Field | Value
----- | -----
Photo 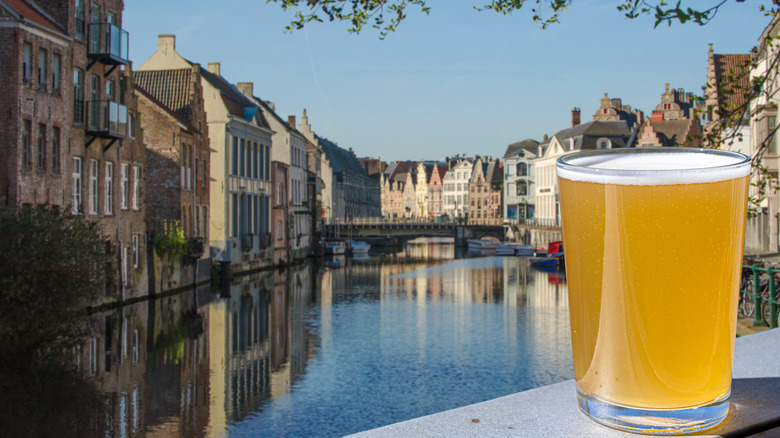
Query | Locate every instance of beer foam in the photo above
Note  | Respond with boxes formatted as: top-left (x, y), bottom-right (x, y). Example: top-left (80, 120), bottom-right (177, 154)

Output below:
top-left (557, 150), bottom-right (750, 185)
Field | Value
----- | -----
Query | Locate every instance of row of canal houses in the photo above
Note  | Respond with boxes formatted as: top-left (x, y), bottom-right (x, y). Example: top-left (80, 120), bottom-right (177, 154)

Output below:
top-left (0, 0), bottom-right (381, 304)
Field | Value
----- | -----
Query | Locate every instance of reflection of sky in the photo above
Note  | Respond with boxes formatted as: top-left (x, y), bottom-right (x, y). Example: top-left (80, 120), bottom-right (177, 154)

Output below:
top-left (391, 256), bottom-right (505, 278)
top-left (229, 255), bottom-right (573, 437)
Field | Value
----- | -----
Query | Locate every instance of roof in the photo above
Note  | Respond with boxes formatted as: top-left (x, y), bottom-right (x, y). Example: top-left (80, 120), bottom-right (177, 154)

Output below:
top-left (551, 120), bottom-right (633, 150)
top-left (317, 136), bottom-right (366, 176)
top-left (189, 61), bottom-right (271, 129)
top-left (713, 53), bottom-right (751, 113)
top-left (504, 139), bottom-right (540, 158)
top-left (387, 161), bottom-right (417, 181)
top-left (2, 0), bottom-right (65, 35)
top-left (134, 69), bottom-right (198, 131)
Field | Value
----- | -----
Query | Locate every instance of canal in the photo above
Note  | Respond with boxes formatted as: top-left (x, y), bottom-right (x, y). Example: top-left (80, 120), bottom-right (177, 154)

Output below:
top-left (3, 238), bottom-right (574, 437)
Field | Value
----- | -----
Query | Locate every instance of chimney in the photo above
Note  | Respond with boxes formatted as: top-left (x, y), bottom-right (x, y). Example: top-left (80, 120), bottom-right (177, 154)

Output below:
top-left (236, 82), bottom-right (253, 97)
top-left (158, 34), bottom-right (175, 54)
top-left (543, 134), bottom-right (549, 141)
top-left (571, 107), bottom-right (581, 127)
top-left (265, 101), bottom-right (275, 111)
top-left (207, 62), bottom-right (220, 76)
top-left (288, 115), bottom-right (296, 129)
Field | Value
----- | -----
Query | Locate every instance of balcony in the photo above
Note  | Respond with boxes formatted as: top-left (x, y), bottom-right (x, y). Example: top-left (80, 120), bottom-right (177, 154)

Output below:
top-left (87, 23), bottom-right (129, 74)
top-left (85, 100), bottom-right (127, 148)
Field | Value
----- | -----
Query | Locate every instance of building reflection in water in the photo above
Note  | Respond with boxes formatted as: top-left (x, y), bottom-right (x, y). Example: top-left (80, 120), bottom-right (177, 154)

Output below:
top-left (58, 242), bottom-right (571, 437)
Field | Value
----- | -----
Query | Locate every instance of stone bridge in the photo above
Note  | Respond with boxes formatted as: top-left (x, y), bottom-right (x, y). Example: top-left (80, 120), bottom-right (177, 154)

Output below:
top-left (323, 219), bottom-right (507, 247)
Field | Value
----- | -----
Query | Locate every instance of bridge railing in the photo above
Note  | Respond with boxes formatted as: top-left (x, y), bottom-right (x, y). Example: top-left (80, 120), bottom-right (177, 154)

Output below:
top-left (324, 217), bottom-right (457, 226)
top-left (466, 218), bottom-right (503, 226)
top-left (505, 217), bottom-right (562, 229)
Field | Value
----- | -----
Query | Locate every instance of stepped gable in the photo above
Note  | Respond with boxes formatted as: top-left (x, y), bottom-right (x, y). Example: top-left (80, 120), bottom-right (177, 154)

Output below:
top-left (712, 53), bottom-right (751, 111)
top-left (135, 69), bottom-right (197, 130)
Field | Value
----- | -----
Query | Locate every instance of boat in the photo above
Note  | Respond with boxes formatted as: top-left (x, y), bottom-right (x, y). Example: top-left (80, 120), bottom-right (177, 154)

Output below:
top-left (529, 252), bottom-right (564, 268)
top-left (467, 239), bottom-right (500, 251)
top-left (324, 239), bottom-right (346, 255)
top-left (496, 243), bottom-right (536, 257)
top-left (346, 240), bottom-right (371, 256)
top-left (529, 241), bottom-right (565, 268)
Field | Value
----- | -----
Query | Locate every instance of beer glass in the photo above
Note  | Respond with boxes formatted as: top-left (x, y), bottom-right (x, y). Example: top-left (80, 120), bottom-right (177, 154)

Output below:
top-left (556, 147), bottom-right (750, 434)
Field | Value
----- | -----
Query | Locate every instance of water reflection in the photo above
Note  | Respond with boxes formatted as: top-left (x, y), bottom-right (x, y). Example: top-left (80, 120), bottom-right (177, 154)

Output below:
top-left (9, 241), bottom-right (573, 437)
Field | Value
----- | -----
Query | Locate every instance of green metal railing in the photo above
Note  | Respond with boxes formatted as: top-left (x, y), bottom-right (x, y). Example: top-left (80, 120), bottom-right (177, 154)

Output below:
top-left (741, 265), bottom-right (780, 329)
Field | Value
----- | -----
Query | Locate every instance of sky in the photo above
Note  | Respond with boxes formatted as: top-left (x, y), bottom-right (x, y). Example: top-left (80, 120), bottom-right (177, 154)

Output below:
top-left (124, 1), bottom-right (772, 162)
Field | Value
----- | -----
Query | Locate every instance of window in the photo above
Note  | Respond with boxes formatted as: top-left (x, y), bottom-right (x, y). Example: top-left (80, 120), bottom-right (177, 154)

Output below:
top-left (105, 162), bottom-right (113, 215)
top-left (128, 113), bottom-right (135, 138)
top-left (253, 142), bottom-right (259, 179)
top-left (264, 146), bottom-right (270, 180)
top-left (121, 163), bottom-right (129, 209)
top-left (759, 115), bottom-right (778, 154)
top-left (51, 127), bottom-right (60, 173)
top-left (37, 124), bottom-right (46, 170)
top-left (73, 69), bottom-right (84, 124)
top-left (74, 0), bottom-right (85, 41)
top-left (37, 49), bottom-right (47, 90)
top-left (201, 160), bottom-right (206, 188)
top-left (22, 120), bottom-right (31, 169)
top-left (239, 138), bottom-right (245, 177)
top-left (277, 221), bottom-right (282, 240)
top-left (517, 162), bottom-right (527, 176)
top-left (22, 43), bottom-right (32, 85)
top-left (106, 80), bottom-right (115, 101)
top-left (89, 160), bottom-right (98, 215)
top-left (231, 136), bottom-right (238, 176)
top-left (132, 165), bottom-right (141, 210)
top-left (188, 145), bottom-right (193, 188)
top-left (181, 145), bottom-right (187, 188)
top-left (72, 157), bottom-right (82, 213)
top-left (517, 181), bottom-right (528, 196)
top-left (52, 53), bottom-right (61, 93)
top-left (277, 183), bottom-right (283, 205)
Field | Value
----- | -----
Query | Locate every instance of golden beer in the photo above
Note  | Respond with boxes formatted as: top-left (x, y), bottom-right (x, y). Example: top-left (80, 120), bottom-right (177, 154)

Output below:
top-left (557, 148), bottom-right (750, 434)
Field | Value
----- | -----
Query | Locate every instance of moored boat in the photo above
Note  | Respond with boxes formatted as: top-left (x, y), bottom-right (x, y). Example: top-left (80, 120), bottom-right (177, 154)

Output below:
top-left (496, 243), bottom-right (536, 256)
top-left (467, 239), bottom-right (500, 251)
top-left (324, 239), bottom-right (346, 255)
top-left (347, 239), bottom-right (371, 255)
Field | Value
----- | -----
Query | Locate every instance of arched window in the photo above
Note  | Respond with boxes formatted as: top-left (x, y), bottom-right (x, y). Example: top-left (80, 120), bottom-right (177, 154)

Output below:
top-left (517, 162), bottom-right (527, 176)
top-left (517, 181), bottom-right (527, 196)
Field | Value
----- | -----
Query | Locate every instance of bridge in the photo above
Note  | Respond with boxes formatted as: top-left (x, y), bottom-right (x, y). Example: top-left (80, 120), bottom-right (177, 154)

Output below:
top-left (322, 217), bottom-right (561, 247)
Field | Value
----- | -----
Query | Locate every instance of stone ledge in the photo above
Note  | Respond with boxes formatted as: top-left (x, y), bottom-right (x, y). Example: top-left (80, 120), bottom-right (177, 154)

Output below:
top-left (350, 329), bottom-right (780, 437)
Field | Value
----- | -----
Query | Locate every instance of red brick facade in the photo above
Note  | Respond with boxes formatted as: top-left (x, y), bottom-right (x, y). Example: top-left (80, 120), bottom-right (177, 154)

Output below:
top-left (2, 0), bottom-right (148, 300)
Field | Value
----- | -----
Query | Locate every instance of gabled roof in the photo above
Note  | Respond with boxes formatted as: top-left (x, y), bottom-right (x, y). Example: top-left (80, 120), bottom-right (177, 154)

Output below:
top-left (318, 136), bottom-right (366, 175)
top-left (2, 0), bottom-right (66, 35)
top-left (387, 161), bottom-right (417, 181)
top-left (504, 139), bottom-right (540, 158)
top-left (191, 61), bottom-right (271, 129)
top-left (551, 120), bottom-right (633, 150)
top-left (135, 69), bottom-right (198, 131)
top-left (712, 53), bottom-right (751, 112)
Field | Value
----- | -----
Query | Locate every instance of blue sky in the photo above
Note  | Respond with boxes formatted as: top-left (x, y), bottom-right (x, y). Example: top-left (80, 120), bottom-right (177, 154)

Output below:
top-left (124, 1), bottom-right (771, 162)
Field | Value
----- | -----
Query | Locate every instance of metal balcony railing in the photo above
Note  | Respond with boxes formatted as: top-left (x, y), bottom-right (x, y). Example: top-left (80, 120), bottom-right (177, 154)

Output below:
top-left (86, 100), bottom-right (127, 139)
top-left (87, 23), bottom-right (129, 66)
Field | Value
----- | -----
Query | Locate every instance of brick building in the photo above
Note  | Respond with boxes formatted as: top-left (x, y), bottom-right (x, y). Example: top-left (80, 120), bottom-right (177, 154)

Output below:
top-left (1, 0), bottom-right (148, 300)
top-left (468, 157), bottom-right (502, 225)
top-left (134, 64), bottom-right (210, 248)
top-left (138, 35), bottom-right (274, 273)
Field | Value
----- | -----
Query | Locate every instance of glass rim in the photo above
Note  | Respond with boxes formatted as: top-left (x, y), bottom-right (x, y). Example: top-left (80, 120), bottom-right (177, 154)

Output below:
top-left (556, 147), bottom-right (750, 174)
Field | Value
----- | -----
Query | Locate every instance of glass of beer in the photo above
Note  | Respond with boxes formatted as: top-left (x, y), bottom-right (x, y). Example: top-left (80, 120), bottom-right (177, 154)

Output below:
top-left (556, 147), bottom-right (750, 434)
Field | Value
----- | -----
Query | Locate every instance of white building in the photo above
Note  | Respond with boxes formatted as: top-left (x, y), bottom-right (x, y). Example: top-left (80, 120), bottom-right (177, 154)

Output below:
top-left (237, 84), bottom-right (312, 260)
top-left (503, 139), bottom-right (539, 221)
top-left (442, 158), bottom-right (473, 219)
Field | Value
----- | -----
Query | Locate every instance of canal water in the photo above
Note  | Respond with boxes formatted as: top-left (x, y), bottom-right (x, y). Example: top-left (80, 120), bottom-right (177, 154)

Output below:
top-left (3, 238), bottom-right (573, 437)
